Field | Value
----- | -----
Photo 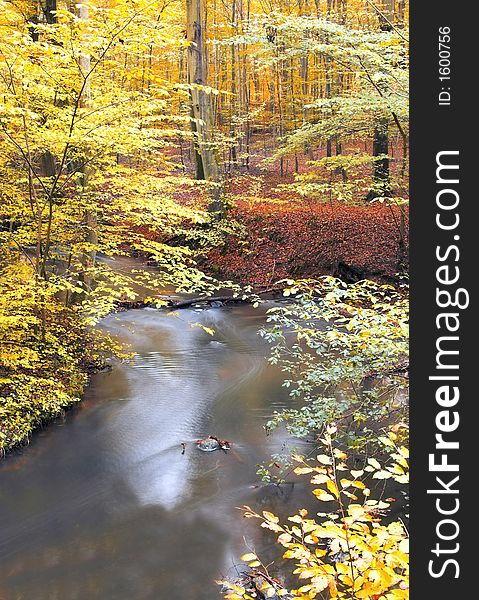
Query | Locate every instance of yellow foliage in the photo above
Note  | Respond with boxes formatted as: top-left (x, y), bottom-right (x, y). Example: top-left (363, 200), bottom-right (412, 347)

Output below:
top-left (220, 427), bottom-right (409, 599)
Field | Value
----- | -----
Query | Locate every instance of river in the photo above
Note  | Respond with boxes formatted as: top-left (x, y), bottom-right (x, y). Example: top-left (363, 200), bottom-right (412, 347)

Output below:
top-left (0, 302), bottom-right (314, 600)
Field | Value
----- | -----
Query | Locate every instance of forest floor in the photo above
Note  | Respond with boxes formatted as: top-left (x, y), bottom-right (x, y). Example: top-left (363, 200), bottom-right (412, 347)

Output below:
top-left (186, 172), bottom-right (409, 287)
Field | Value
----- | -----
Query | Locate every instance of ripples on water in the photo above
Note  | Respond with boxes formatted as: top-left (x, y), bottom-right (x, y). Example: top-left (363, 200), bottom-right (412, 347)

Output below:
top-left (0, 304), bottom-right (312, 600)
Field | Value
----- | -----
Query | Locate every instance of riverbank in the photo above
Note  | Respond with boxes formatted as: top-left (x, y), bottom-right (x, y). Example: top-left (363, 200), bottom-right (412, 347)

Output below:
top-left (202, 176), bottom-right (408, 287)
top-left (0, 281), bottom-right (123, 456)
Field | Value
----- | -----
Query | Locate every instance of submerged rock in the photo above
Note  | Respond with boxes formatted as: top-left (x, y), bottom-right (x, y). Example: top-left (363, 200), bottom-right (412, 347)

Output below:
top-left (196, 436), bottom-right (230, 452)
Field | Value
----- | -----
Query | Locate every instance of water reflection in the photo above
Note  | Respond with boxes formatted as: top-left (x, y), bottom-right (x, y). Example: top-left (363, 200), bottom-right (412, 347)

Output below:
top-left (0, 304), bottom-right (311, 600)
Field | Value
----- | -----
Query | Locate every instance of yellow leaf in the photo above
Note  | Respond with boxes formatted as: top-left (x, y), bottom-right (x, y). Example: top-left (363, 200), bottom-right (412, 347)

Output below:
top-left (313, 489), bottom-right (335, 502)
top-left (352, 480), bottom-right (366, 489)
top-left (311, 474), bottom-right (330, 484)
top-left (348, 504), bottom-right (366, 519)
top-left (295, 467), bottom-right (313, 475)
top-left (350, 469), bottom-right (364, 478)
top-left (326, 479), bottom-right (339, 498)
top-left (278, 533), bottom-right (292, 545)
top-left (248, 560), bottom-right (261, 568)
top-left (240, 553), bottom-right (257, 562)
top-left (263, 511), bottom-right (279, 523)
top-left (373, 470), bottom-right (393, 480)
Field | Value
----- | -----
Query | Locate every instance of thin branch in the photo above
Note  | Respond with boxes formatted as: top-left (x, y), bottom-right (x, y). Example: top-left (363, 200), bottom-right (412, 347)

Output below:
top-left (0, 123), bottom-right (50, 197)
top-left (363, 0), bottom-right (408, 42)
top-left (4, 232), bottom-right (36, 270)
top-left (356, 55), bottom-right (408, 142)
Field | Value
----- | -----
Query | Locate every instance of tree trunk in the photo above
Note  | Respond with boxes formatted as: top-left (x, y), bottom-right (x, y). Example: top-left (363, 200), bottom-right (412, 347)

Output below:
top-left (44, 0), bottom-right (57, 24)
top-left (76, 2), bottom-right (97, 294)
top-left (379, 0), bottom-right (395, 31)
top-left (367, 0), bottom-right (395, 200)
top-left (186, 0), bottom-right (224, 215)
top-left (368, 117), bottom-right (391, 199)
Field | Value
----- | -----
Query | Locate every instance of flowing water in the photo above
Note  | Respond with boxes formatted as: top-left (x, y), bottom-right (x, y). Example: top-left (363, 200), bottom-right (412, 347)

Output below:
top-left (0, 303), bottom-right (315, 600)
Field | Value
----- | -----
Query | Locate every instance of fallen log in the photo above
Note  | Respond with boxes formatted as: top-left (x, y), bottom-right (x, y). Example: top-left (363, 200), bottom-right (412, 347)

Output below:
top-left (168, 287), bottom-right (282, 309)
top-left (114, 286), bottom-right (289, 312)
top-left (170, 294), bottom-right (245, 309)
top-left (114, 288), bottom-right (281, 310)
top-left (115, 299), bottom-right (152, 310)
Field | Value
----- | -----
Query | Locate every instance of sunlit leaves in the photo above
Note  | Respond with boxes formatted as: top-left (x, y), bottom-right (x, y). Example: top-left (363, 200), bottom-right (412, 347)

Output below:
top-left (0, 0), bottom-right (232, 454)
top-left (220, 430), bottom-right (409, 599)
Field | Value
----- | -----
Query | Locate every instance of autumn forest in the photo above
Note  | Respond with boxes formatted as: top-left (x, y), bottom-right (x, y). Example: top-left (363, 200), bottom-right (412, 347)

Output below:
top-left (0, 1), bottom-right (409, 598)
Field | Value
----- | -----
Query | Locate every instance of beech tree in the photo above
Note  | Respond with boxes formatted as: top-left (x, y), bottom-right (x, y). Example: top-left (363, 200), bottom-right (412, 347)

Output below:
top-left (186, 0), bottom-right (224, 214)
